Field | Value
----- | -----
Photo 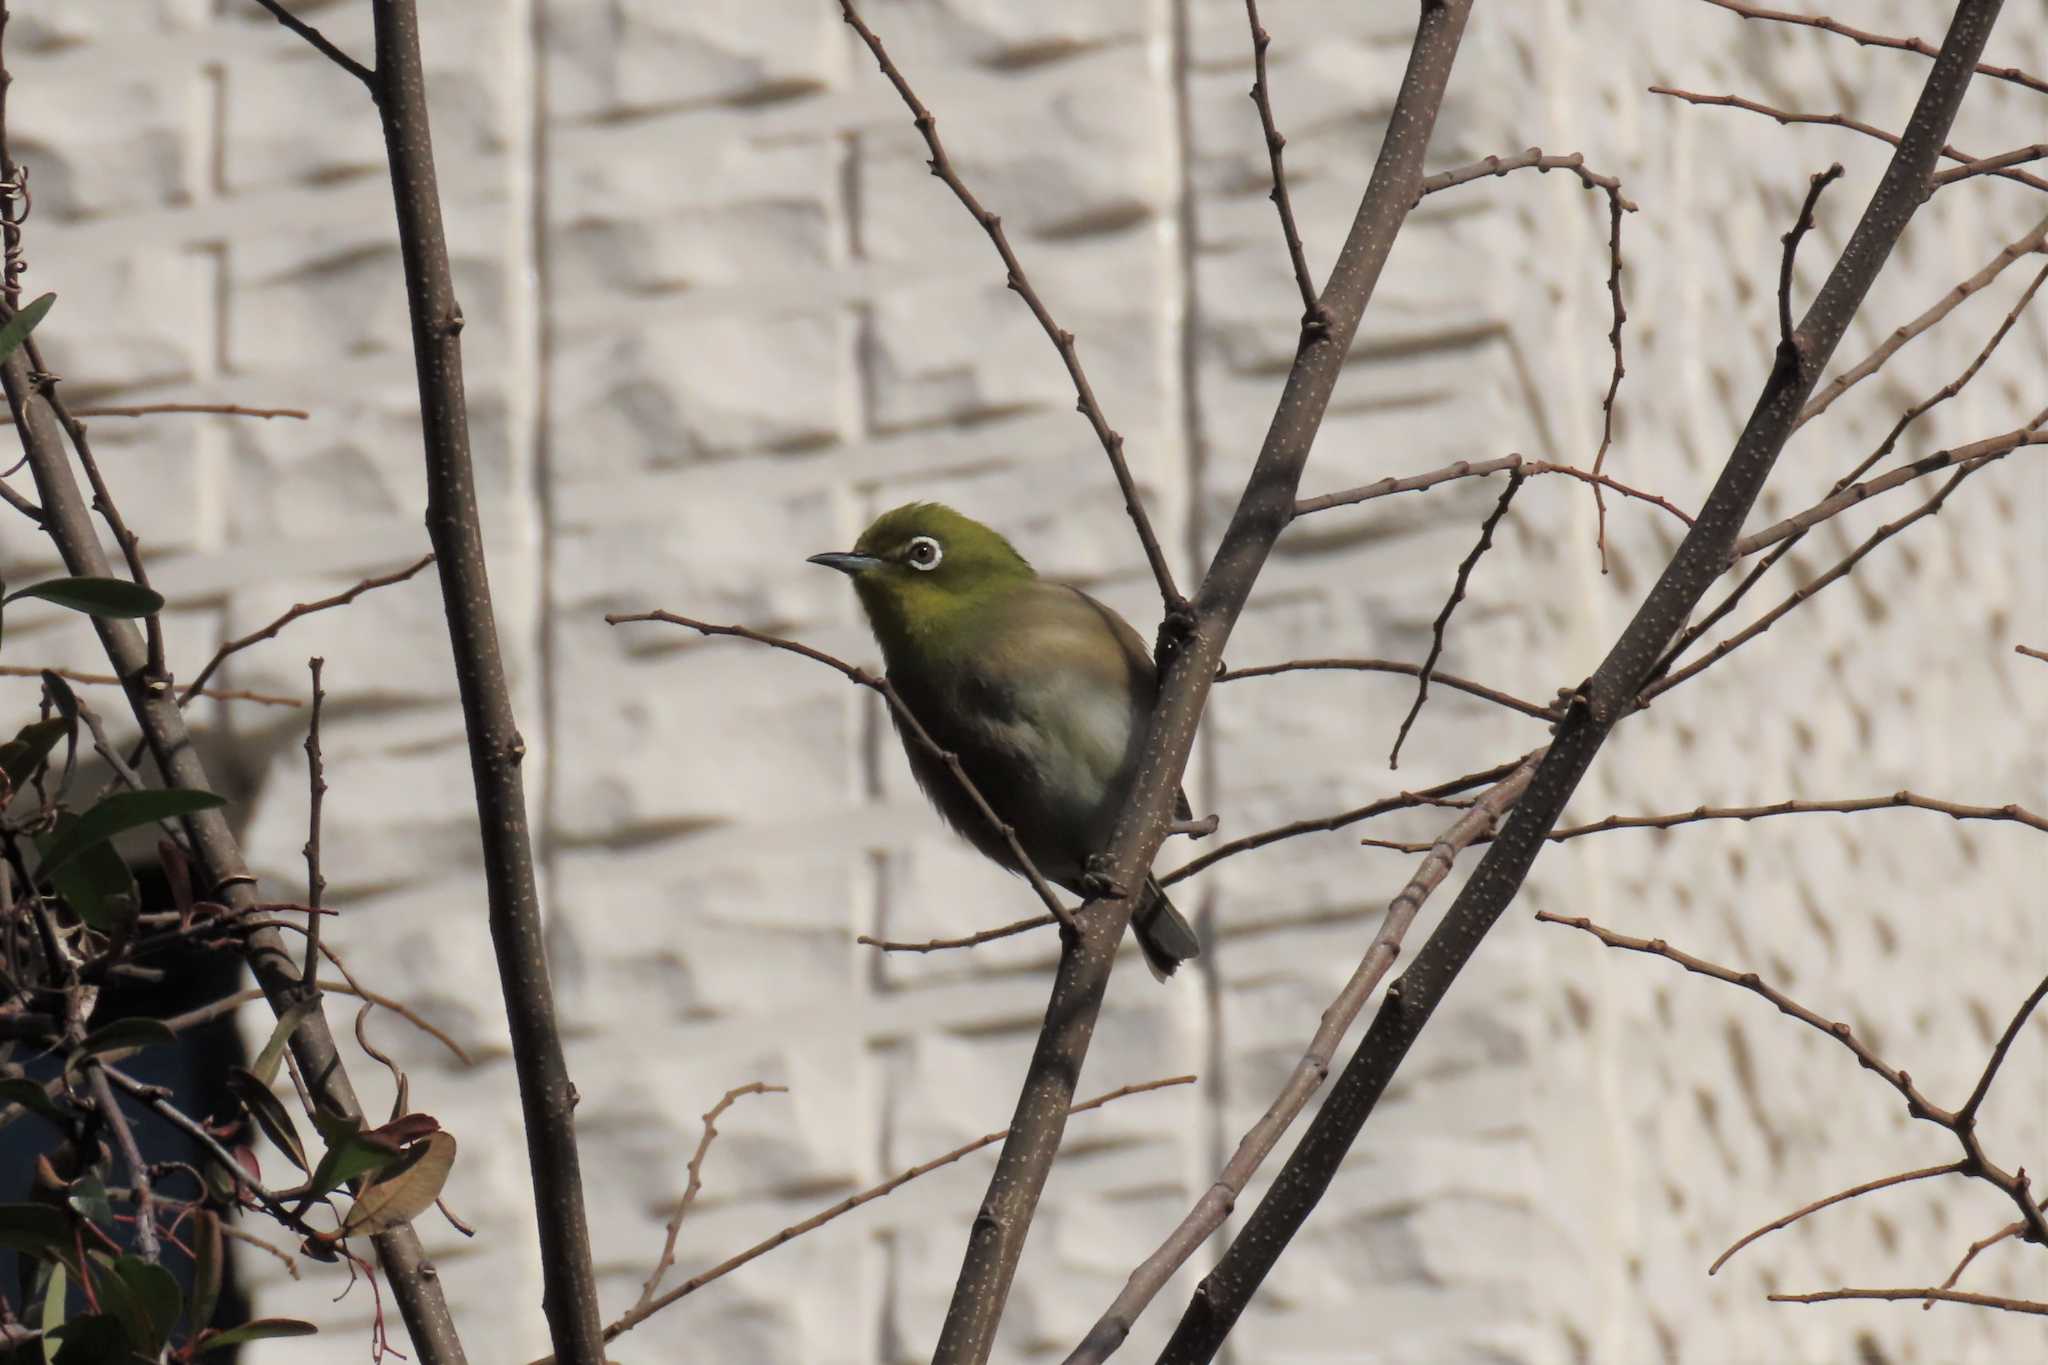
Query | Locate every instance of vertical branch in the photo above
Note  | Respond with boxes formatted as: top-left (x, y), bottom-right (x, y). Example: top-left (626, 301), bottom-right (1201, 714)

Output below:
top-left (0, 13), bottom-right (467, 1362)
top-left (301, 656), bottom-right (327, 986)
top-left (1155, 3), bottom-right (2008, 1358)
top-left (367, 3), bottom-right (603, 1359)
top-left (930, 5), bottom-right (1479, 1361)
top-left (1244, 0), bottom-right (1323, 329)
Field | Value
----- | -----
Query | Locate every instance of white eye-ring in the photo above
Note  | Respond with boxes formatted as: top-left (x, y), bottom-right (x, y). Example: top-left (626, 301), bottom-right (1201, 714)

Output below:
top-left (905, 535), bottom-right (943, 571)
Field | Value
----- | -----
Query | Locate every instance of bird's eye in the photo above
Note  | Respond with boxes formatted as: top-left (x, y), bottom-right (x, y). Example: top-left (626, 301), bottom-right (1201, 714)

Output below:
top-left (905, 535), bottom-right (943, 571)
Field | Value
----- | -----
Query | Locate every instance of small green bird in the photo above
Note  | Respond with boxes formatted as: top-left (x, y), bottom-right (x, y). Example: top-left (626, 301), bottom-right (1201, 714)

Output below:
top-left (810, 503), bottom-right (1202, 978)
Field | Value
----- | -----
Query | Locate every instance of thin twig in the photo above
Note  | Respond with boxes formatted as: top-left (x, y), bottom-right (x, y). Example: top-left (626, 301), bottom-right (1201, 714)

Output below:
top-left (0, 664), bottom-right (299, 706)
top-left (248, 0), bottom-right (376, 91)
top-left (1768, 1287), bottom-right (2048, 1315)
top-left (177, 553), bottom-right (435, 706)
top-left (1935, 143), bottom-right (2048, 187)
top-left (838, 0), bottom-right (1184, 614)
top-left (1388, 471), bottom-right (1523, 768)
top-left (1417, 147), bottom-right (1637, 208)
top-left (1779, 164), bottom-right (1845, 354)
top-left (1359, 791), bottom-right (2048, 852)
top-left (86, 1064), bottom-right (160, 1263)
top-left (1709, 1162), bottom-right (1965, 1275)
top-left (1065, 758), bottom-right (1539, 1362)
top-left (1650, 86), bottom-right (2048, 194)
top-left (1931, 1204), bottom-right (2048, 1302)
top-left (633, 1082), bottom-right (787, 1312)
top-left (1699, 0), bottom-right (2048, 99)
top-left (1292, 453), bottom-right (1691, 528)
top-left (159, 975), bottom-right (472, 1067)
top-left (301, 657), bottom-right (326, 987)
top-left (1536, 912), bottom-right (2048, 1250)
top-left (608, 611), bottom-right (1079, 935)
top-left (539, 1075), bottom-right (1196, 1361)
top-left (1159, 754), bottom-right (1535, 888)
top-left (1218, 657), bottom-right (1558, 722)
top-left (1800, 213), bottom-right (2048, 429)
top-left (0, 401), bottom-right (309, 425)
top-left (858, 913), bottom-right (1056, 954)
top-left (1734, 427), bottom-right (2046, 558)
top-left (2016, 644), bottom-right (2048, 663)
top-left (1244, 0), bottom-right (1321, 329)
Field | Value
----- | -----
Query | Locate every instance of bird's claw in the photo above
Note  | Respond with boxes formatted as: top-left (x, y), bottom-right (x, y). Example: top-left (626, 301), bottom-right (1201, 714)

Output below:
top-left (1080, 857), bottom-right (1129, 901)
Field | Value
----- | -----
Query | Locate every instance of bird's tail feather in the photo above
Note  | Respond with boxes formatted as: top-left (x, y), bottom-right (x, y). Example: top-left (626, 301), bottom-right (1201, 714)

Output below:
top-left (1134, 877), bottom-right (1201, 981)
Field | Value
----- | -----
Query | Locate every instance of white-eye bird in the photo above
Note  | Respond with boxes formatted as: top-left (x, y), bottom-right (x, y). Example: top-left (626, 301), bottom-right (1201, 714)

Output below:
top-left (809, 503), bottom-right (1202, 978)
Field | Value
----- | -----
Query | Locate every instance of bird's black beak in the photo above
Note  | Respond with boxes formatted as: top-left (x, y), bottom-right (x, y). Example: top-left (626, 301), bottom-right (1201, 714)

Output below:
top-left (807, 551), bottom-right (882, 576)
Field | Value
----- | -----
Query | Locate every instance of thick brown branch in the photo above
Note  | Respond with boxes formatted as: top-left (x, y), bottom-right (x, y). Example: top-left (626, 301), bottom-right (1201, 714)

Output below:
top-left (1159, 9), bottom-right (2012, 1356)
top-left (1064, 758), bottom-right (1539, 1362)
top-left (371, 2), bottom-right (581, 1357)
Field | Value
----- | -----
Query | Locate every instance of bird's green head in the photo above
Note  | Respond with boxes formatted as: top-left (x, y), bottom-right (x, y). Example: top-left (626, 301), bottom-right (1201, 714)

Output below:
top-left (808, 503), bottom-right (1035, 655)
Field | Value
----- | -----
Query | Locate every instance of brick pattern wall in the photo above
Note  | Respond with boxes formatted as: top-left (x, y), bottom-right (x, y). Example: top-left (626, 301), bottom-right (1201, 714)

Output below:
top-left (2, 2), bottom-right (2042, 1361)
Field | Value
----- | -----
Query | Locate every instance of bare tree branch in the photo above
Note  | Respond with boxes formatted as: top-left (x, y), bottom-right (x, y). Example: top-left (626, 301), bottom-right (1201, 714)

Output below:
top-left (367, 2), bottom-right (593, 1357)
top-left (1710, 1162), bottom-right (1967, 1276)
top-left (1388, 471), bottom-right (1523, 768)
top-left (1064, 757), bottom-right (1539, 1362)
top-left (633, 1082), bottom-right (787, 1314)
top-left (1218, 657), bottom-right (1558, 723)
top-left (0, 401), bottom-right (309, 424)
top-left (926, 3), bottom-right (1480, 1358)
top-left (177, 553), bottom-right (435, 706)
top-left (1156, 9), bottom-right (2012, 1356)
top-left (1768, 1287), bottom-right (2048, 1315)
top-left (1244, 0), bottom-right (1321, 329)
top-left (0, 663), bottom-right (300, 706)
top-left (1649, 85), bottom-right (2048, 194)
top-left (247, 0), bottom-right (376, 91)
top-left (534, 1076), bottom-right (1196, 1362)
top-left (1536, 911), bottom-right (2048, 1249)
top-left (1700, 0), bottom-right (2048, 98)
top-left (1800, 213), bottom-right (2047, 428)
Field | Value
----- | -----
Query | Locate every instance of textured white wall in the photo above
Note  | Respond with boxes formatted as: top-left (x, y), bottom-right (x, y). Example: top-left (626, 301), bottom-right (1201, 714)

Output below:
top-left (2, 2), bottom-right (2043, 1362)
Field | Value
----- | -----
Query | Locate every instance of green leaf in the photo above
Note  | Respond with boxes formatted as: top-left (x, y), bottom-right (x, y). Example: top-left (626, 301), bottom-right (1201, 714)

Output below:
top-left (35, 788), bottom-right (227, 885)
top-left (189, 1210), bottom-right (222, 1333)
top-left (74, 1017), bottom-right (176, 1062)
top-left (342, 1131), bottom-right (456, 1237)
top-left (2, 576), bottom-right (163, 619)
top-left (39, 1260), bottom-right (66, 1365)
top-left (108, 1256), bottom-right (180, 1355)
top-left (307, 1129), bottom-right (404, 1204)
top-left (40, 815), bottom-right (138, 933)
top-left (225, 1068), bottom-right (309, 1175)
top-left (64, 1174), bottom-right (113, 1230)
top-left (249, 997), bottom-right (321, 1089)
top-left (0, 1201), bottom-right (72, 1257)
top-left (195, 1318), bottom-right (319, 1352)
top-left (0, 1077), bottom-right (68, 1128)
top-left (0, 291), bottom-right (54, 362)
top-left (0, 716), bottom-right (69, 802)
